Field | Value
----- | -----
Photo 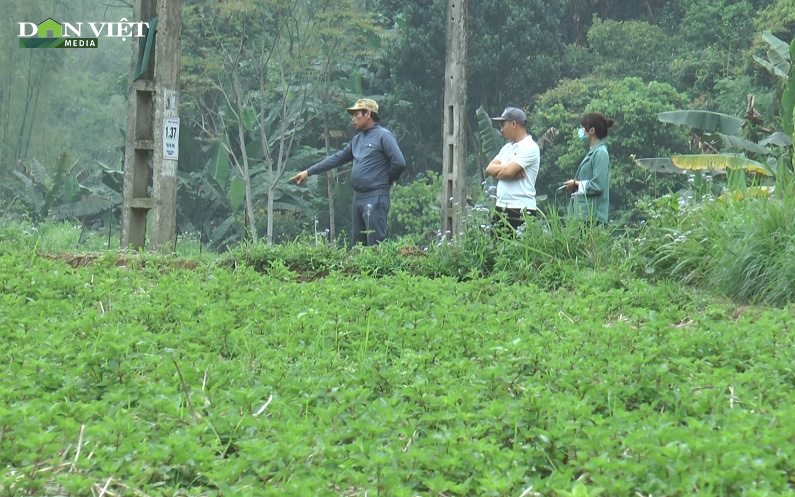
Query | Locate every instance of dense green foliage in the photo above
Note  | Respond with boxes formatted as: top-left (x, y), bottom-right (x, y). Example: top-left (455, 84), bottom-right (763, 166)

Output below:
top-left (387, 172), bottom-right (442, 240)
top-left (2, 0), bottom-right (793, 242)
top-left (3, 3), bottom-right (795, 495)
top-left (3, 225), bottom-right (795, 496)
top-left (0, 1), bottom-right (129, 204)
top-left (529, 77), bottom-right (691, 218)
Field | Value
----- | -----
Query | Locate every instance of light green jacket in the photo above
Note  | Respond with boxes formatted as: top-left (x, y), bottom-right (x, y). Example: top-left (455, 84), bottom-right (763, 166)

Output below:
top-left (567, 141), bottom-right (610, 224)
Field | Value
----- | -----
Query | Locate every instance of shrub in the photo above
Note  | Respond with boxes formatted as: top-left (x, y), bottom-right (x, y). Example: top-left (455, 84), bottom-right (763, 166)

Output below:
top-left (387, 171), bottom-right (442, 241)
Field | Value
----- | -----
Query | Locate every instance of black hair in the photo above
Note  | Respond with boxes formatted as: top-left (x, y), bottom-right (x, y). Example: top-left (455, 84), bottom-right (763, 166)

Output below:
top-left (355, 109), bottom-right (380, 122)
top-left (580, 113), bottom-right (615, 139)
top-left (499, 119), bottom-right (526, 128)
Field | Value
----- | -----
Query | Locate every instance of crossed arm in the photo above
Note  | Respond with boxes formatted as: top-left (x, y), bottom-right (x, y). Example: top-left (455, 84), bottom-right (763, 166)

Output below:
top-left (485, 159), bottom-right (526, 180)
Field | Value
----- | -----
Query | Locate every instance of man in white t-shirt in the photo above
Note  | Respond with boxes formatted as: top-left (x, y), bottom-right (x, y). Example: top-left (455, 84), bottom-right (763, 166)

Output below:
top-left (484, 106), bottom-right (541, 234)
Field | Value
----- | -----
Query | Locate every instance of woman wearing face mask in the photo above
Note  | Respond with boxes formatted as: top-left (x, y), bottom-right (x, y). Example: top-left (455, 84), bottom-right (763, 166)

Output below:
top-left (563, 113), bottom-right (615, 224)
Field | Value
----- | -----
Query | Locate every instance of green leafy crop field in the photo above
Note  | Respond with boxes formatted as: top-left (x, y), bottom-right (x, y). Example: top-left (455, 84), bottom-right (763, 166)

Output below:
top-left (2, 246), bottom-right (795, 497)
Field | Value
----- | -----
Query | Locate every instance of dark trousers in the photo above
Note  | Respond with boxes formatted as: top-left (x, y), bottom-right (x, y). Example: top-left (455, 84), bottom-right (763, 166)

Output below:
top-left (352, 193), bottom-right (390, 246)
top-left (492, 206), bottom-right (536, 237)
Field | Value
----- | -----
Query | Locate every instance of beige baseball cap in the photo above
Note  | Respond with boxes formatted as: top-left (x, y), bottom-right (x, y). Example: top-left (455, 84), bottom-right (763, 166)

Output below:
top-left (347, 98), bottom-right (379, 114)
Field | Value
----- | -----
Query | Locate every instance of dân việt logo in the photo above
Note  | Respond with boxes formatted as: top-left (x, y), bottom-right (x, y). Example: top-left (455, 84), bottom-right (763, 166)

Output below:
top-left (18, 18), bottom-right (150, 49)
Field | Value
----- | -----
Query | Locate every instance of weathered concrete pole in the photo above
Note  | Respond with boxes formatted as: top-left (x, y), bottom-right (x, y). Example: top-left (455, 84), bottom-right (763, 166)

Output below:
top-left (122, 0), bottom-right (181, 251)
top-left (441, 0), bottom-right (467, 238)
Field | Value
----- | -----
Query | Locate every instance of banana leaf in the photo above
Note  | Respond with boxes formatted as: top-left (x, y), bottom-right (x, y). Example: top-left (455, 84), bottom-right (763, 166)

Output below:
top-left (207, 141), bottom-right (230, 188)
top-left (634, 157), bottom-right (686, 174)
top-left (671, 154), bottom-right (773, 176)
top-left (228, 176), bottom-right (246, 212)
top-left (52, 196), bottom-right (114, 220)
top-left (763, 32), bottom-right (792, 65)
top-left (63, 175), bottom-right (79, 204)
top-left (177, 218), bottom-right (198, 236)
top-left (752, 33), bottom-right (791, 79)
top-left (658, 110), bottom-right (744, 134)
top-left (97, 161), bottom-right (124, 192)
top-left (74, 168), bottom-right (93, 184)
top-left (716, 133), bottom-right (771, 156)
top-left (272, 197), bottom-right (316, 216)
top-left (289, 147), bottom-right (326, 170)
top-left (200, 172), bottom-right (230, 206)
top-left (783, 44), bottom-right (795, 136)
top-left (537, 127), bottom-right (559, 151)
top-left (42, 153), bottom-right (69, 216)
top-left (30, 158), bottom-right (49, 185)
top-left (14, 170), bottom-right (44, 213)
top-left (758, 132), bottom-right (793, 147)
top-left (475, 105), bottom-right (503, 160)
top-left (242, 105), bottom-right (258, 133)
top-left (210, 214), bottom-right (237, 249)
top-left (246, 138), bottom-right (265, 162)
top-left (754, 55), bottom-right (788, 80)
top-left (85, 183), bottom-right (122, 205)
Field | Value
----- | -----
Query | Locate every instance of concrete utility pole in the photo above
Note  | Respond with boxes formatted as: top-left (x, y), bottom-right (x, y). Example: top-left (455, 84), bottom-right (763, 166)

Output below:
top-left (121, 0), bottom-right (182, 251)
top-left (441, 0), bottom-right (467, 238)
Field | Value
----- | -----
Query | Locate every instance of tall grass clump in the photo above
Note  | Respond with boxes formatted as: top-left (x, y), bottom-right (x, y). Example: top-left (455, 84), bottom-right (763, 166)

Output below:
top-left (480, 206), bottom-right (622, 285)
top-left (231, 204), bottom-right (624, 287)
top-left (708, 188), bottom-right (795, 304)
top-left (637, 180), bottom-right (795, 306)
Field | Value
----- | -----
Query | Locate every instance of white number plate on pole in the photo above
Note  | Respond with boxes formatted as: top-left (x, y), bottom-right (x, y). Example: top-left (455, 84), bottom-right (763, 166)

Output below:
top-left (163, 117), bottom-right (180, 160)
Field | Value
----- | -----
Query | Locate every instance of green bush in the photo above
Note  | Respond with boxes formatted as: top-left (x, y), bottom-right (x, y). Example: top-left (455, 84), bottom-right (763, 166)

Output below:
top-left (387, 171), bottom-right (442, 241)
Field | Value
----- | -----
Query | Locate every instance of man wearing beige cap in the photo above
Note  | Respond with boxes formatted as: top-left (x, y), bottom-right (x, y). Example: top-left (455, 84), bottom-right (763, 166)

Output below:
top-left (290, 98), bottom-right (406, 246)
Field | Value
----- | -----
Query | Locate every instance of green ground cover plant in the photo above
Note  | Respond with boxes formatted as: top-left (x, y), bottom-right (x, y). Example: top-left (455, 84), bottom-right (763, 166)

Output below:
top-left (2, 229), bottom-right (795, 497)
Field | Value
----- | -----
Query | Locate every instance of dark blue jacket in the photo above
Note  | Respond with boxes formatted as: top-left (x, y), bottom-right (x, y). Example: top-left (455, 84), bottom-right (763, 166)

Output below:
top-left (307, 124), bottom-right (406, 195)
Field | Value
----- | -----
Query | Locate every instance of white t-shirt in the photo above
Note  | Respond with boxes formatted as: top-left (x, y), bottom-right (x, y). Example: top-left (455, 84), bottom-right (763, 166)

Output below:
top-left (493, 135), bottom-right (540, 210)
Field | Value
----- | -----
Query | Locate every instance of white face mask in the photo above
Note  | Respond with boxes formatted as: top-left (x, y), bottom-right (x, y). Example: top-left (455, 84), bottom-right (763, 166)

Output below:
top-left (578, 127), bottom-right (588, 143)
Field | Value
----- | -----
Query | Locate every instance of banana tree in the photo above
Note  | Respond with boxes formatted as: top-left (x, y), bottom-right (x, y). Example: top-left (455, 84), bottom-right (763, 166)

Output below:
top-left (636, 101), bottom-right (787, 198)
top-left (755, 32), bottom-right (795, 175)
top-left (754, 32), bottom-right (795, 137)
top-left (638, 33), bottom-right (795, 190)
top-left (175, 140), bottom-right (247, 251)
top-left (183, 131), bottom-right (325, 250)
top-left (11, 153), bottom-right (71, 222)
top-left (52, 161), bottom-right (122, 222)
top-left (11, 152), bottom-right (123, 230)
top-left (250, 145), bottom-right (325, 216)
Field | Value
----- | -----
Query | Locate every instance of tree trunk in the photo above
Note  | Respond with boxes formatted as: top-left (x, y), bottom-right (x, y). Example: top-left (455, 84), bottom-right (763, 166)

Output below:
top-left (232, 68), bottom-right (258, 242)
top-left (267, 186), bottom-right (274, 243)
top-left (22, 62), bottom-right (44, 160)
top-left (255, 68), bottom-right (275, 245)
top-left (323, 112), bottom-right (336, 241)
top-left (14, 53), bottom-right (36, 160)
top-left (0, 52), bottom-right (13, 175)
